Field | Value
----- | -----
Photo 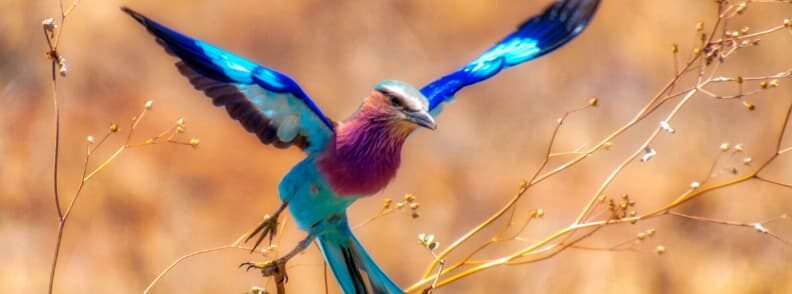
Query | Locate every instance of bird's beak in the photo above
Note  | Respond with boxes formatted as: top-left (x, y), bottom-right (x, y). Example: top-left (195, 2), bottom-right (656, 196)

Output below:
top-left (406, 110), bottom-right (437, 130)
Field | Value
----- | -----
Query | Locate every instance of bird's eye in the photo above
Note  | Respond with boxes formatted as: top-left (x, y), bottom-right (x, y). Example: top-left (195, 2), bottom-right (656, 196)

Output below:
top-left (388, 95), bottom-right (402, 107)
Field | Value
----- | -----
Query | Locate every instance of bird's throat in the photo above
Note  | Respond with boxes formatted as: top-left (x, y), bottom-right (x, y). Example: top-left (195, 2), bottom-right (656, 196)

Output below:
top-left (317, 112), bottom-right (411, 197)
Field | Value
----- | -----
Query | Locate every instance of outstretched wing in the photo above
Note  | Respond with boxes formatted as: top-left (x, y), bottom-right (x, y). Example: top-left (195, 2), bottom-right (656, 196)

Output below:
top-left (122, 7), bottom-right (334, 153)
top-left (421, 0), bottom-right (600, 113)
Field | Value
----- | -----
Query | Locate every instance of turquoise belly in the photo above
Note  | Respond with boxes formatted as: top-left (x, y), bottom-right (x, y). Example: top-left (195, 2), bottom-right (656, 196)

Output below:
top-left (279, 156), bottom-right (357, 230)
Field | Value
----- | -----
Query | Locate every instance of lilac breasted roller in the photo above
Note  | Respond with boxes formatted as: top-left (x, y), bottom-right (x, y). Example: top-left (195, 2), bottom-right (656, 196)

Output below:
top-left (122, 1), bottom-right (600, 293)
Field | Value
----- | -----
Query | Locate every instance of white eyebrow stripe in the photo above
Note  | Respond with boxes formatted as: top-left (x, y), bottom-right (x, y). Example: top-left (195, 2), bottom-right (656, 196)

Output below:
top-left (381, 85), bottom-right (408, 99)
top-left (381, 85), bottom-right (426, 111)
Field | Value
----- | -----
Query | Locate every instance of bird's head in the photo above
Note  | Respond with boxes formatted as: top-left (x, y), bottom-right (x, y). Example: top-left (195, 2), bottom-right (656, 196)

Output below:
top-left (361, 80), bottom-right (436, 132)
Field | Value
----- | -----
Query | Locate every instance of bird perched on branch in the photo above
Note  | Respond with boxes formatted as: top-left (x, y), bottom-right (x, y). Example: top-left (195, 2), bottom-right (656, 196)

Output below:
top-left (122, 0), bottom-right (599, 293)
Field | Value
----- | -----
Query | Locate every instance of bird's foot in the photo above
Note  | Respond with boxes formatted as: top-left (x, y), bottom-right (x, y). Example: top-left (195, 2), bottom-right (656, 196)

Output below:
top-left (240, 233), bottom-right (315, 284)
top-left (240, 259), bottom-right (288, 282)
top-left (245, 202), bottom-right (288, 252)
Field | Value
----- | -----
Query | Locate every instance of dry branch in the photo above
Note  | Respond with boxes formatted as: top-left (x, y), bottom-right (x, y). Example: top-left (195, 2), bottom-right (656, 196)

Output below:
top-left (42, 2), bottom-right (198, 292)
top-left (409, 1), bottom-right (792, 292)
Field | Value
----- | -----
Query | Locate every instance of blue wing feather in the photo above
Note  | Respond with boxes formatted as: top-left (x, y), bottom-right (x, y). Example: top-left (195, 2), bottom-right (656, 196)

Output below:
top-left (421, 0), bottom-right (601, 112)
top-left (123, 7), bottom-right (334, 152)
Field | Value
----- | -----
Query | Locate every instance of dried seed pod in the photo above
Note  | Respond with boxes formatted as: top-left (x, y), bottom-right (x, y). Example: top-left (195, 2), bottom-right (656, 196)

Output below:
top-left (742, 100), bottom-right (755, 111)
top-left (760, 81), bottom-right (769, 89)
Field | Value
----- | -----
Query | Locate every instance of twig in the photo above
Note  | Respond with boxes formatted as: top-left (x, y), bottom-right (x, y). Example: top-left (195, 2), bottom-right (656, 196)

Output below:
top-left (421, 103), bottom-right (595, 278)
top-left (668, 211), bottom-right (791, 246)
top-left (144, 214), bottom-right (290, 293)
top-left (44, 1), bottom-right (80, 292)
top-left (143, 234), bottom-right (253, 294)
top-left (354, 195), bottom-right (421, 230)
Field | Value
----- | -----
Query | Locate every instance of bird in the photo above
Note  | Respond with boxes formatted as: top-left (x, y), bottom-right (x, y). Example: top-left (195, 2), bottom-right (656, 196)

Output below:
top-left (122, 0), bottom-right (599, 293)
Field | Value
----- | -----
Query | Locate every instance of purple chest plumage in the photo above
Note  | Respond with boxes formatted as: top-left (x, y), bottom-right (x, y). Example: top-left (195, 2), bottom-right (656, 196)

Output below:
top-left (317, 113), bottom-right (410, 197)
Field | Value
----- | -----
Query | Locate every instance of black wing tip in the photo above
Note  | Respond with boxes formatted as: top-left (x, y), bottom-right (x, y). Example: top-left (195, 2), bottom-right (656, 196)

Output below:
top-left (518, 0), bottom-right (601, 30)
top-left (121, 6), bottom-right (148, 25)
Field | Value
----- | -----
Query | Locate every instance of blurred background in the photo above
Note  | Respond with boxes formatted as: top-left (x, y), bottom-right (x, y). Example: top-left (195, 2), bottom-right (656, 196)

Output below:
top-left (1, 0), bottom-right (791, 293)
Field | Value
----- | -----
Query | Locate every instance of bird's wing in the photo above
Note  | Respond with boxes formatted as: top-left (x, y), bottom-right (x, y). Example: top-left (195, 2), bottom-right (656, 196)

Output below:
top-left (122, 7), bottom-right (334, 153)
top-left (420, 0), bottom-right (600, 113)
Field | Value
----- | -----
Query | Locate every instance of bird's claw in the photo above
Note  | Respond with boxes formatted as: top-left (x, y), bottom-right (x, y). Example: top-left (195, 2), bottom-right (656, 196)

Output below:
top-left (245, 214), bottom-right (279, 252)
top-left (239, 259), bottom-right (288, 282)
top-left (245, 202), bottom-right (288, 253)
top-left (239, 261), bottom-right (266, 272)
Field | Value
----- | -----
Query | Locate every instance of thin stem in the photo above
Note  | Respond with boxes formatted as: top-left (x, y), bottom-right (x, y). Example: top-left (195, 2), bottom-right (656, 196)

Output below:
top-left (46, 0), bottom-right (75, 290)
top-left (353, 206), bottom-right (391, 230)
top-left (143, 234), bottom-right (250, 294)
top-left (755, 176), bottom-right (792, 189)
top-left (47, 221), bottom-right (64, 294)
top-left (421, 109), bottom-right (571, 278)
top-left (323, 259), bottom-right (329, 294)
top-left (82, 146), bottom-right (125, 182)
top-left (145, 214), bottom-right (290, 293)
top-left (709, 24), bottom-right (788, 44)
top-left (51, 80), bottom-right (62, 219)
top-left (576, 87), bottom-right (699, 224)
top-left (668, 211), bottom-right (791, 246)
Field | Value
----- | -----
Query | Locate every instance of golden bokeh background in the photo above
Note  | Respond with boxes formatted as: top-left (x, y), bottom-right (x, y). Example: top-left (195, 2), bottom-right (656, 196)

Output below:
top-left (1, 0), bottom-right (790, 293)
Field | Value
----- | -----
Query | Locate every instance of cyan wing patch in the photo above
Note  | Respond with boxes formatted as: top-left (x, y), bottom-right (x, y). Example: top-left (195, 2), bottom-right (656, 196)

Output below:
top-left (421, 0), bottom-right (601, 112)
top-left (123, 7), bottom-right (334, 153)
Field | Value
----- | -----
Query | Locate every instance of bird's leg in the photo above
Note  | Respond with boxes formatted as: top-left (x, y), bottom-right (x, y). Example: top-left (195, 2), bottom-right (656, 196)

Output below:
top-left (245, 201), bottom-right (288, 253)
top-left (240, 233), bottom-right (316, 282)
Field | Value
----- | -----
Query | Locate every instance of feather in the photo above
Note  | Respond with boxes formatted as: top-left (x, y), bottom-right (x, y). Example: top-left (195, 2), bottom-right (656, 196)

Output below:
top-left (122, 6), bottom-right (334, 153)
top-left (316, 217), bottom-right (403, 294)
top-left (421, 0), bottom-right (601, 112)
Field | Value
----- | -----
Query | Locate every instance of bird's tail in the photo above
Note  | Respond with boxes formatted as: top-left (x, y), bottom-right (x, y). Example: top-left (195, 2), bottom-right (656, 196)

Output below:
top-left (316, 218), bottom-right (403, 294)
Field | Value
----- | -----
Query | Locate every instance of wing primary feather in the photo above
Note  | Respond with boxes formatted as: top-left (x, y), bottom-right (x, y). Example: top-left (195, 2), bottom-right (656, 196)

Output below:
top-left (124, 7), bottom-right (335, 153)
top-left (420, 0), bottom-right (601, 112)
